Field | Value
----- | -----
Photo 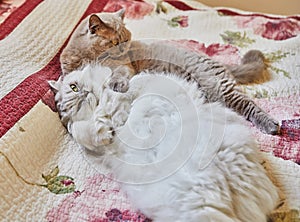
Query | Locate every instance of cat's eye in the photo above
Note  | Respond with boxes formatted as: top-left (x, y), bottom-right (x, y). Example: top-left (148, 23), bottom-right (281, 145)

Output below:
top-left (70, 84), bottom-right (79, 92)
top-left (111, 40), bottom-right (118, 45)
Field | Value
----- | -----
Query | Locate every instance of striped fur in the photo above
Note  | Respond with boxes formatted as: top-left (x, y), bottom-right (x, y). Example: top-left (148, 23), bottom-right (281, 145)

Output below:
top-left (60, 12), bottom-right (279, 135)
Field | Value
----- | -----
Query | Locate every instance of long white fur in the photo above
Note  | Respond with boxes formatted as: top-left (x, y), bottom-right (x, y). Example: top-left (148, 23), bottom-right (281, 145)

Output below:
top-left (53, 64), bottom-right (279, 222)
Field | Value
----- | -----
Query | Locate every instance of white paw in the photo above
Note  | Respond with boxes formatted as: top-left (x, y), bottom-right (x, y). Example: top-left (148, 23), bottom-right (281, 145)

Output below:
top-left (94, 114), bottom-right (115, 145)
top-left (108, 77), bottom-right (129, 93)
top-left (95, 125), bottom-right (115, 145)
top-left (112, 110), bottom-right (129, 128)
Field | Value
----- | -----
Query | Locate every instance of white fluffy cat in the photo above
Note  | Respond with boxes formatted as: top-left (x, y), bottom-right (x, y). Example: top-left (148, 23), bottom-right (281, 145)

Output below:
top-left (49, 64), bottom-right (279, 222)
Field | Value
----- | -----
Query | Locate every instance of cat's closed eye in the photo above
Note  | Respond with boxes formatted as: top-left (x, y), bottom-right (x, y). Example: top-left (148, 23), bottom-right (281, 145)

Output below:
top-left (70, 84), bottom-right (79, 92)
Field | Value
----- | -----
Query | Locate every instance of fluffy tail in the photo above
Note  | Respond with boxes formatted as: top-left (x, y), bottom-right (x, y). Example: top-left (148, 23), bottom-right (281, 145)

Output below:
top-left (228, 50), bottom-right (270, 84)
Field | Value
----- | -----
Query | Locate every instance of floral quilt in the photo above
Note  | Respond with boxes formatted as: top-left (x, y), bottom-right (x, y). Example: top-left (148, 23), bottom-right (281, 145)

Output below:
top-left (0, 0), bottom-right (299, 221)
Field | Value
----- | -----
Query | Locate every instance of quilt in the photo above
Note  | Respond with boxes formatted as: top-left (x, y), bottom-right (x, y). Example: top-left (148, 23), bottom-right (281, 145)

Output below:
top-left (0, 0), bottom-right (299, 221)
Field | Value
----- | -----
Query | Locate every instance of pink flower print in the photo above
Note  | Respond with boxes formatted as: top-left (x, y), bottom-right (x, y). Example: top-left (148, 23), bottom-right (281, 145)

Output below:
top-left (234, 16), bottom-right (300, 41)
top-left (41, 166), bottom-right (76, 194)
top-left (105, 208), bottom-right (122, 221)
top-left (274, 118), bottom-right (300, 162)
top-left (205, 43), bottom-right (240, 64)
top-left (170, 39), bottom-right (207, 53)
top-left (61, 179), bottom-right (75, 186)
top-left (280, 119), bottom-right (300, 142)
top-left (172, 40), bottom-right (241, 65)
top-left (103, 0), bottom-right (154, 20)
top-left (103, 209), bottom-right (151, 222)
top-left (261, 20), bottom-right (299, 40)
top-left (46, 174), bottom-right (135, 221)
top-left (0, 0), bottom-right (11, 12)
top-left (250, 95), bottom-right (300, 163)
top-left (0, 0), bottom-right (16, 18)
top-left (168, 15), bottom-right (189, 28)
top-left (176, 15), bottom-right (189, 27)
top-left (46, 173), bottom-right (154, 221)
top-left (235, 16), bottom-right (264, 29)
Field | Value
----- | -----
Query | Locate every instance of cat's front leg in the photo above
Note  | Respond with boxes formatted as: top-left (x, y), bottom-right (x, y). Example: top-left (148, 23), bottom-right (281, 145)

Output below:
top-left (93, 106), bottom-right (116, 145)
top-left (94, 117), bottom-right (115, 146)
top-left (108, 65), bottom-right (135, 93)
top-left (69, 119), bottom-right (114, 152)
top-left (60, 49), bottom-right (83, 75)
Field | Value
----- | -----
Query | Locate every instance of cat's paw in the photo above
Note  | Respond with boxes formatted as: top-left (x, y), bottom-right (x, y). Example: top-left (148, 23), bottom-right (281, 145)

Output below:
top-left (94, 114), bottom-right (115, 145)
top-left (96, 126), bottom-right (115, 145)
top-left (262, 119), bottom-right (280, 135)
top-left (112, 110), bottom-right (129, 128)
top-left (108, 77), bottom-right (129, 93)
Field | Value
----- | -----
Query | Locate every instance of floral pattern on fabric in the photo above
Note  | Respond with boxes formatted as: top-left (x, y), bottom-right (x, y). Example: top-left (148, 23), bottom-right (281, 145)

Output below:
top-left (172, 39), bottom-right (241, 65)
top-left (42, 166), bottom-right (76, 195)
top-left (220, 30), bottom-right (255, 48)
top-left (234, 16), bottom-right (300, 41)
top-left (264, 50), bottom-right (295, 79)
top-left (103, 0), bottom-right (154, 20)
top-left (250, 95), bottom-right (300, 163)
top-left (100, 208), bottom-right (152, 222)
top-left (0, 152), bottom-right (76, 195)
top-left (1, 0), bottom-right (300, 221)
top-left (0, 0), bottom-right (12, 15)
top-left (167, 15), bottom-right (188, 28)
top-left (46, 174), bottom-right (139, 221)
top-left (46, 174), bottom-right (152, 221)
top-left (0, 0), bottom-right (25, 24)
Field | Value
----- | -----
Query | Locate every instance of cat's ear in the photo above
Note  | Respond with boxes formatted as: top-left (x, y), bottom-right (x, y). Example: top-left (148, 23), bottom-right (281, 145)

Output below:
top-left (48, 79), bottom-right (61, 92)
top-left (89, 14), bottom-right (108, 34)
top-left (115, 8), bottom-right (125, 20)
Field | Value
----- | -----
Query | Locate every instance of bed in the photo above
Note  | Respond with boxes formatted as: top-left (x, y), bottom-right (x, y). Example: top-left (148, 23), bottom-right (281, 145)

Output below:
top-left (0, 0), bottom-right (299, 221)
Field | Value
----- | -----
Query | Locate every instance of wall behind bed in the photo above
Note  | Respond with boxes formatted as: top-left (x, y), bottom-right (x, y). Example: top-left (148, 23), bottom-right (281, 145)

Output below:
top-left (197, 0), bottom-right (300, 15)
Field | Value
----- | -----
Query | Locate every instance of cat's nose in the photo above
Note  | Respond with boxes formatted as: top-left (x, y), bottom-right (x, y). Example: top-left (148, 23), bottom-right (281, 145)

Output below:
top-left (83, 90), bottom-right (90, 96)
